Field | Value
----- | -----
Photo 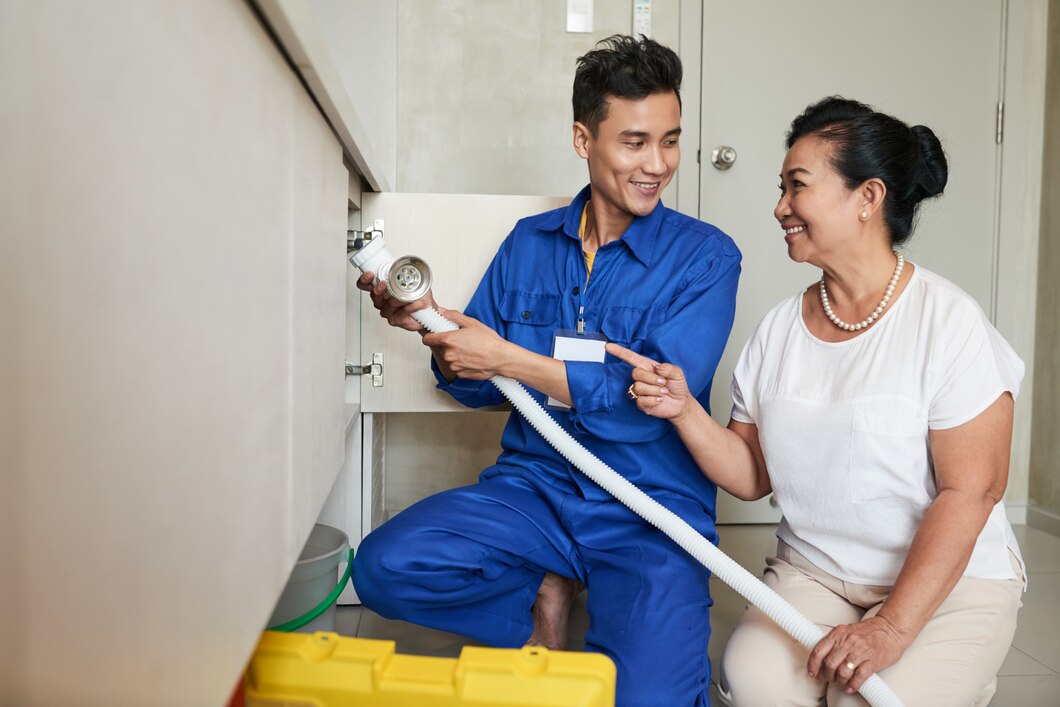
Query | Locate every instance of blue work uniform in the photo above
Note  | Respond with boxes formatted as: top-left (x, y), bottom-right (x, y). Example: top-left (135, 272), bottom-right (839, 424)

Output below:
top-left (354, 185), bottom-right (741, 707)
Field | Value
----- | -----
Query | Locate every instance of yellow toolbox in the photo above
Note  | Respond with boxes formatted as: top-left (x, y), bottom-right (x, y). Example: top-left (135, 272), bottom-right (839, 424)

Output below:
top-left (244, 631), bottom-right (616, 707)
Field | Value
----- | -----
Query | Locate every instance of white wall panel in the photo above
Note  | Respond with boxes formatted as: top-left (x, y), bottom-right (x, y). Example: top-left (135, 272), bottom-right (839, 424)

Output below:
top-left (289, 88), bottom-right (349, 556)
top-left (1, 1), bottom-right (348, 704)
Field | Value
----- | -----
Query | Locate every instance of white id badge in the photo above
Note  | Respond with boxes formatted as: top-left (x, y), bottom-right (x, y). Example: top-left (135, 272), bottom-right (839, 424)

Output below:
top-left (547, 328), bottom-right (607, 411)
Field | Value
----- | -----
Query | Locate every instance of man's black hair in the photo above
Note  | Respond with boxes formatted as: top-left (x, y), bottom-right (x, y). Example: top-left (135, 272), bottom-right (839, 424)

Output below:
top-left (573, 35), bottom-right (682, 136)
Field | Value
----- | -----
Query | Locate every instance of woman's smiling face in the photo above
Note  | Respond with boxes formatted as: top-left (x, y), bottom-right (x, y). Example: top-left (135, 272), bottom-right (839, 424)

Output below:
top-left (774, 135), bottom-right (864, 264)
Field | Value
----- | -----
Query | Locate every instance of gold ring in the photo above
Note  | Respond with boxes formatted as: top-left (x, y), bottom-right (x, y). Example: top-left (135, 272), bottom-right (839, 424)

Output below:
top-left (845, 661), bottom-right (857, 672)
top-left (626, 383), bottom-right (638, 401)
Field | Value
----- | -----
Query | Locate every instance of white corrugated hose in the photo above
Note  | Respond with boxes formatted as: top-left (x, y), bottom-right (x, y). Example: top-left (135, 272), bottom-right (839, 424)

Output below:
top-left (410, 306), bottom-right (902, 707)
top-left (351, 239), bottom-right (901, 706)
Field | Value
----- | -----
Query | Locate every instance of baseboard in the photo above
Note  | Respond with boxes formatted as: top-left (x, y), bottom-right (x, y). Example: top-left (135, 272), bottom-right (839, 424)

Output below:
top-left (1027, 504), bottom-right (1060, 538)
top-left (1005, 503), bottom-right (1027, 526)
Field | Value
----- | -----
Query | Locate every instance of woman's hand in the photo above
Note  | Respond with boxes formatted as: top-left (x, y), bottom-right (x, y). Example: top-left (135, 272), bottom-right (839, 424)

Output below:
top-left (356, 271), bottom-right (437, 332)
top-left (807, 615), bottom-right (909, 695)
top-left (605, 343), bottom-right (691, 420)
top-left (421, 309), bottom-right (511, 380)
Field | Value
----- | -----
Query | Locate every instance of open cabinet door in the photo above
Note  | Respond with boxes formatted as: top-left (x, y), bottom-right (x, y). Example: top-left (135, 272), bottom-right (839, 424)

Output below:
top-left (358, 192), bottom-right (571, 412)
top-left (328, 192), bottom-right (567, 604)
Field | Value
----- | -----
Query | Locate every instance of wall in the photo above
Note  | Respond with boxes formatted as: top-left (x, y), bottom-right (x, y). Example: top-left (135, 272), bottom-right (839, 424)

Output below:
top-left (993, 0), bottom-right (1049, 516)
top-left (309, 0), bottom-right (398, 189)
top-left (395, 0), bottom-right (683, 198)
top-left (1030, 0), bottom-right (1060, 535)
top-left (0, 1), bottom-right (347, 704)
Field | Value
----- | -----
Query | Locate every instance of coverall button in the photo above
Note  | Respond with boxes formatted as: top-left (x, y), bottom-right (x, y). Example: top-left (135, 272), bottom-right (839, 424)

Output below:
top-left (521, 310), bottom-right (531, 320)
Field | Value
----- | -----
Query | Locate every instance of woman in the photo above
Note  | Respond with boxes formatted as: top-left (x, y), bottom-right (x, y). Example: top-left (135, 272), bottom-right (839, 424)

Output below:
top-left (608, 96), bottom-right (1025, 706)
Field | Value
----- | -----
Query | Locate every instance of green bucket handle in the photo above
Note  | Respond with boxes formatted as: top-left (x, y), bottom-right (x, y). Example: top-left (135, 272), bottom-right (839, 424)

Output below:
top-left (267, 548), bottom-right (355, 633)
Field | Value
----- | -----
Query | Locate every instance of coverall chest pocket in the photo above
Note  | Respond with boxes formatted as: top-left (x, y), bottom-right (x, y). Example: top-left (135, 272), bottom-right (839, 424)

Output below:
top-left (600, 305), bottom-right (666, 346)
top-left (498, 291), bottom-right (561, 331)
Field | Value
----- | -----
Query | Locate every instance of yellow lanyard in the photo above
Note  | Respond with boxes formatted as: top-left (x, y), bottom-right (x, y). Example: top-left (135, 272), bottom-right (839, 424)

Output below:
top-left (579, 202), bottom-right (595, 281)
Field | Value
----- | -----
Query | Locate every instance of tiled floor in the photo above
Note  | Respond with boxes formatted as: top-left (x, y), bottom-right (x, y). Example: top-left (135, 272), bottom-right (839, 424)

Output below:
top-left (336, 524), bottom-right (1060, 706)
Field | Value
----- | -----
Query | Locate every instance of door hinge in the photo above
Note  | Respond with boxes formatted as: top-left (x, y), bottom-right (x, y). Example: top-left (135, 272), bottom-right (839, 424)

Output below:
top-left (996, 102), bottom-right (1004, 145)
top-left (346, 352), bottom-right (383, 387)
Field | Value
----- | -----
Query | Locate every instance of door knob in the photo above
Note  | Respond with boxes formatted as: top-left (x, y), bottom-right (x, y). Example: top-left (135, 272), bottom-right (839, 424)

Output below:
top-left (711, 145), bottom-right (737, 170)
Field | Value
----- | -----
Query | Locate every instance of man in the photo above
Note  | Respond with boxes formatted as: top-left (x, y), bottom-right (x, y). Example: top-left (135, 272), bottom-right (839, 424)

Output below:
top-left (353, 35), bottom-right (740, 706)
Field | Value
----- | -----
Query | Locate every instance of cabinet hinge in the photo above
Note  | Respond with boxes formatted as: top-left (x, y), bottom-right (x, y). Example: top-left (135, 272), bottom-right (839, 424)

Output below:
top-left (347, 219), bottom-right (385, 252)
top-left (346, 352), bottom-right (383, 387)
top-left (996, 102), bottom-right (1004, 145)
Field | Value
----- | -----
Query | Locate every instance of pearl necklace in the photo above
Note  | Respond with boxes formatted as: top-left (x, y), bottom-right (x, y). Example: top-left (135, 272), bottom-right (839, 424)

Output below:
top-left (819, 251), bottom-right (904, 332)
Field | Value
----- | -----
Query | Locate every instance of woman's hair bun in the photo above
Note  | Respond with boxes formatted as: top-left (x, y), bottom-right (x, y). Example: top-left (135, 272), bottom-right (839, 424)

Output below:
top-left (911, 124), bottom-right (948, 201)
top-left (786, 96), bottom-right (950, 245)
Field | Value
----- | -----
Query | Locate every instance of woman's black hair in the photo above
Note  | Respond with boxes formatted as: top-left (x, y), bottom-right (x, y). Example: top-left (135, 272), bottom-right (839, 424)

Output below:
top-left (573, 35), bottom-right (682, 137)
top-left (786, 96), bottom-right (948, 245)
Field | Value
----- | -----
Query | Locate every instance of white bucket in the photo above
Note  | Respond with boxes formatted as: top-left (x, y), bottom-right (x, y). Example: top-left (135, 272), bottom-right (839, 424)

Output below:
top-left (267, 523), bottom-right (349, 633)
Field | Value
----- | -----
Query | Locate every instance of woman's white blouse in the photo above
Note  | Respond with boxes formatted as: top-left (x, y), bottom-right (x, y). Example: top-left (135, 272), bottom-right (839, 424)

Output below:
top-left (731, 265), bottom-right (1025, 585)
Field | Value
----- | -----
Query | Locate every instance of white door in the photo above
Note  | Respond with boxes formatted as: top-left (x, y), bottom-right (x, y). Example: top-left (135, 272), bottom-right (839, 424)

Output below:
top-left (698, 1), bottom-right (1004, 522)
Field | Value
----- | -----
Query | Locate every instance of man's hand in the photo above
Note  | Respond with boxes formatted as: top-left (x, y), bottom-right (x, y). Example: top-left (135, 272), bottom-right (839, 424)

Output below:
top-left (422, 309), bottom-right (512, 380)
top-left (356, 271), bottom-right (437, 332)
top-left (606, 343), bottom-right (691, 420)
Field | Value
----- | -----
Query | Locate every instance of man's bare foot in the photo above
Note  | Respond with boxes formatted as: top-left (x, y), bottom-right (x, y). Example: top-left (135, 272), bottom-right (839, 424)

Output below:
top-left (525, 572), bottom-right (581, 651)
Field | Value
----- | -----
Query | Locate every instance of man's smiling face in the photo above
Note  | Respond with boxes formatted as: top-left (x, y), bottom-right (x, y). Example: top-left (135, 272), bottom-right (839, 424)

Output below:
top-left (574, 91), bottom-right (681, 221)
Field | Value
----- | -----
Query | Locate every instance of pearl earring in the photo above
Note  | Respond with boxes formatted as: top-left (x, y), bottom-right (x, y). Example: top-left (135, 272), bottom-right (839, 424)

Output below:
top-left (859, 210), bottom-right (869, 220)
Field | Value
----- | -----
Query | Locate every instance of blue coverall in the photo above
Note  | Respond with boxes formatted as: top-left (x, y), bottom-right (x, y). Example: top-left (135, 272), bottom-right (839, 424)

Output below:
top-left (354, 185), bottom-right (741, 706)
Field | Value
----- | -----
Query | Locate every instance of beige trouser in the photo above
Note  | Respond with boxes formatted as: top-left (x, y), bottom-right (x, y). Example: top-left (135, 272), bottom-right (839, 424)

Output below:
top-left (717, 542), bottom-right (1024, 707)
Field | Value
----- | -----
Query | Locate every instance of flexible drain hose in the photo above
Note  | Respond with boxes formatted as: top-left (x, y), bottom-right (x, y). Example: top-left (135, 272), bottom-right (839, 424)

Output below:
top-left (412, 306), bottom-right (903, 707)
